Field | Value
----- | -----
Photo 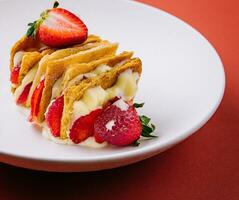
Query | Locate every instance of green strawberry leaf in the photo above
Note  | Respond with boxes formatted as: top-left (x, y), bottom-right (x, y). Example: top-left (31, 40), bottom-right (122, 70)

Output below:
top-left (131, 140), bottom-right (140, 147)
top-left (26, 2), bottom-right (55, 38)
top-left (140, 115), bottom-right (151, 125)
top-left (140, 118), bottom-right (157, 138)
top-left (134, 102), bottom-right (145, 108)
top-left (138, 111), bottom-right (156, 138)
top-left (131, 102), bottom-right (157, 146)
top-left (26, 21), bottom-right (37, 37)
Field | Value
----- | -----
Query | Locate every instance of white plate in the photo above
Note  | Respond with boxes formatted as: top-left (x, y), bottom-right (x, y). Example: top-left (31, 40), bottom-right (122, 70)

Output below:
top-left (0, 0), bottom-right (225, 172)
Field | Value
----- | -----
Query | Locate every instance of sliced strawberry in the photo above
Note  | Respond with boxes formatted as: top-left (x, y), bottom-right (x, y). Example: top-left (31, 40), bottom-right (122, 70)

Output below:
top-left (10, 64), bottom-right (21, 84)
top-left (29, 79), bottom-right (45, 122)
top-left (45, 96), bottom-right (64, 137)
top-left (38, 8), bottom-right (88, 48)
top-left (26, 2), bottom-right (88, 48)
top-left (16, 82), bottom-right (33, 105)
top-left (70, 109), bottom-right (103, 144)
top-left (94, 99), bottom-right (142, 146)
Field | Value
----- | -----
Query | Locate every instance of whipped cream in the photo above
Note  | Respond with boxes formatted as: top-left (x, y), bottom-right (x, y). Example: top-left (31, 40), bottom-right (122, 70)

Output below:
top-left (51, 75), bottom-right (64, 99)
top-left (13, 51), bottom-right (25, 66)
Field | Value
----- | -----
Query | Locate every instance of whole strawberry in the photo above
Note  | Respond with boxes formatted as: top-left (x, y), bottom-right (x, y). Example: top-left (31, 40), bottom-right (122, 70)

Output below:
top-left (26, 1), bottom-right (88, 48)
top-left (94, 99), bottom-right (142, 146)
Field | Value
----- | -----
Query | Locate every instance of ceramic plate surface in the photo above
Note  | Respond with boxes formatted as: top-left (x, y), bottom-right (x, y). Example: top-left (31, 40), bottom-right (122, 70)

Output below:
top-left (0, 0), bottom-right (225, 172)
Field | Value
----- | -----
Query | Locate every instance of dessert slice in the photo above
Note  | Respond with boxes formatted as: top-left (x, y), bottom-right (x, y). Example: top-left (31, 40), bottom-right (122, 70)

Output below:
top-left (10, 36), bottom-right (53, 105)
top-left (45, 52), bottom-right (133, 137)
top-left (29, 41), bottom-right (118, 123)
top-left (11, 35), bottom-right (101, 106)
top-left (10, 36), bottom-right (52, 92)
top-left (45, 58), bottom-right (142, 146)
top-left (27, 37), bottom-right (104, 107)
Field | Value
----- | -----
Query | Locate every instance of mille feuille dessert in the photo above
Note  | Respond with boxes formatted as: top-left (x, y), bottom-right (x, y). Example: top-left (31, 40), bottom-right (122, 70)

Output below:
top-left (10, 2), bottom-right (156, 148)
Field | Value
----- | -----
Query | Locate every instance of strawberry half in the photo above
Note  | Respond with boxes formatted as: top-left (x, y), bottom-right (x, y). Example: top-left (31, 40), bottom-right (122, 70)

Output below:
top-left (10, 64), bottom-right (21, 84)
top-left (16, 82), bottom-right (33, 105)
top-left (70, 109), bottom-right (103, 144)
top-left (94, 99), bottom-right (142, 146)
top-left (45, 95), bottom-right (64, 137)
top-left (29, 79), bottom-right (45, 122)
top-left (26, 2), bottom-right (88, 48)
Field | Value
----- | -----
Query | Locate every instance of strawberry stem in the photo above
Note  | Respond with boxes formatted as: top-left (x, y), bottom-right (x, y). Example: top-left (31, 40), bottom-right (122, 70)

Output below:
top-left (53, 1), bottom-right (59, 8)
top-left (133, 102), bottom-right (145, 108)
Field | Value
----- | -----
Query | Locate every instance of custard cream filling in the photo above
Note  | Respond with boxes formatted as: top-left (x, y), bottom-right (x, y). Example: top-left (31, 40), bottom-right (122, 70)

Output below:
top-left (71, 69), bottom-right (139, 129)
top-left (13, 51), bottom-right (25, 67)
top-left (14, 63), bottom-right (39, 102)
top-left (51, 64), bottom-right (112, 100)
top-left (42, 123), bottom-right (107, 148)
top-left (51, 75), bottom-right (64, 100)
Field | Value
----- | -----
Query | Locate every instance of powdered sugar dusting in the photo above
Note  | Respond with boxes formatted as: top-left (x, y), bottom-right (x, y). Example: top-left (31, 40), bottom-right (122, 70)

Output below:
top-left (113, 99), bottom-right (129, 111)
top-left (105, 120), bottom-right (115, 131)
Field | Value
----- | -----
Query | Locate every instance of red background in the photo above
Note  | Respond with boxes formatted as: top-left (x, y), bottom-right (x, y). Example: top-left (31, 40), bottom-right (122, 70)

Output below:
top-left (1, 0), bottom-right (238, 199)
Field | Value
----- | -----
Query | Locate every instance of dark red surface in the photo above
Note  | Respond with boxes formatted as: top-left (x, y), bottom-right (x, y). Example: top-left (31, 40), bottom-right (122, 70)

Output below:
top-left (1, 1), bottom-right (238, 199)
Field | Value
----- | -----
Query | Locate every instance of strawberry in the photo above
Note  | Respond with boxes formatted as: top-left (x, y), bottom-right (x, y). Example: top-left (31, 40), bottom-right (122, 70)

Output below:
top-left (26, 2), bottom-right (88, 48)
top-left (10, 64), bottom-right (21, 84)
top-left (94, 99), bottom-right (142, 146)
top-left (45, 96), bottom-right (64, 137)
top-left (16, 82), bottom-right (33, 105)
top-left (29, 79), bottom-right (45, 122)
top-left (70, 109), bottom-right (103, 144)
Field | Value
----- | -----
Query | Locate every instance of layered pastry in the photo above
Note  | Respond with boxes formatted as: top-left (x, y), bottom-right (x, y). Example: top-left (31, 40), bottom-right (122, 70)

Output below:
top-left (10, 2), bottom-right (156, 147)
top-left (10, 36), bottom-right (53, 103)
top-left (28, 40), bottom-right (118, 122)
top-left (11, 34), bottom-right (101, 107)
